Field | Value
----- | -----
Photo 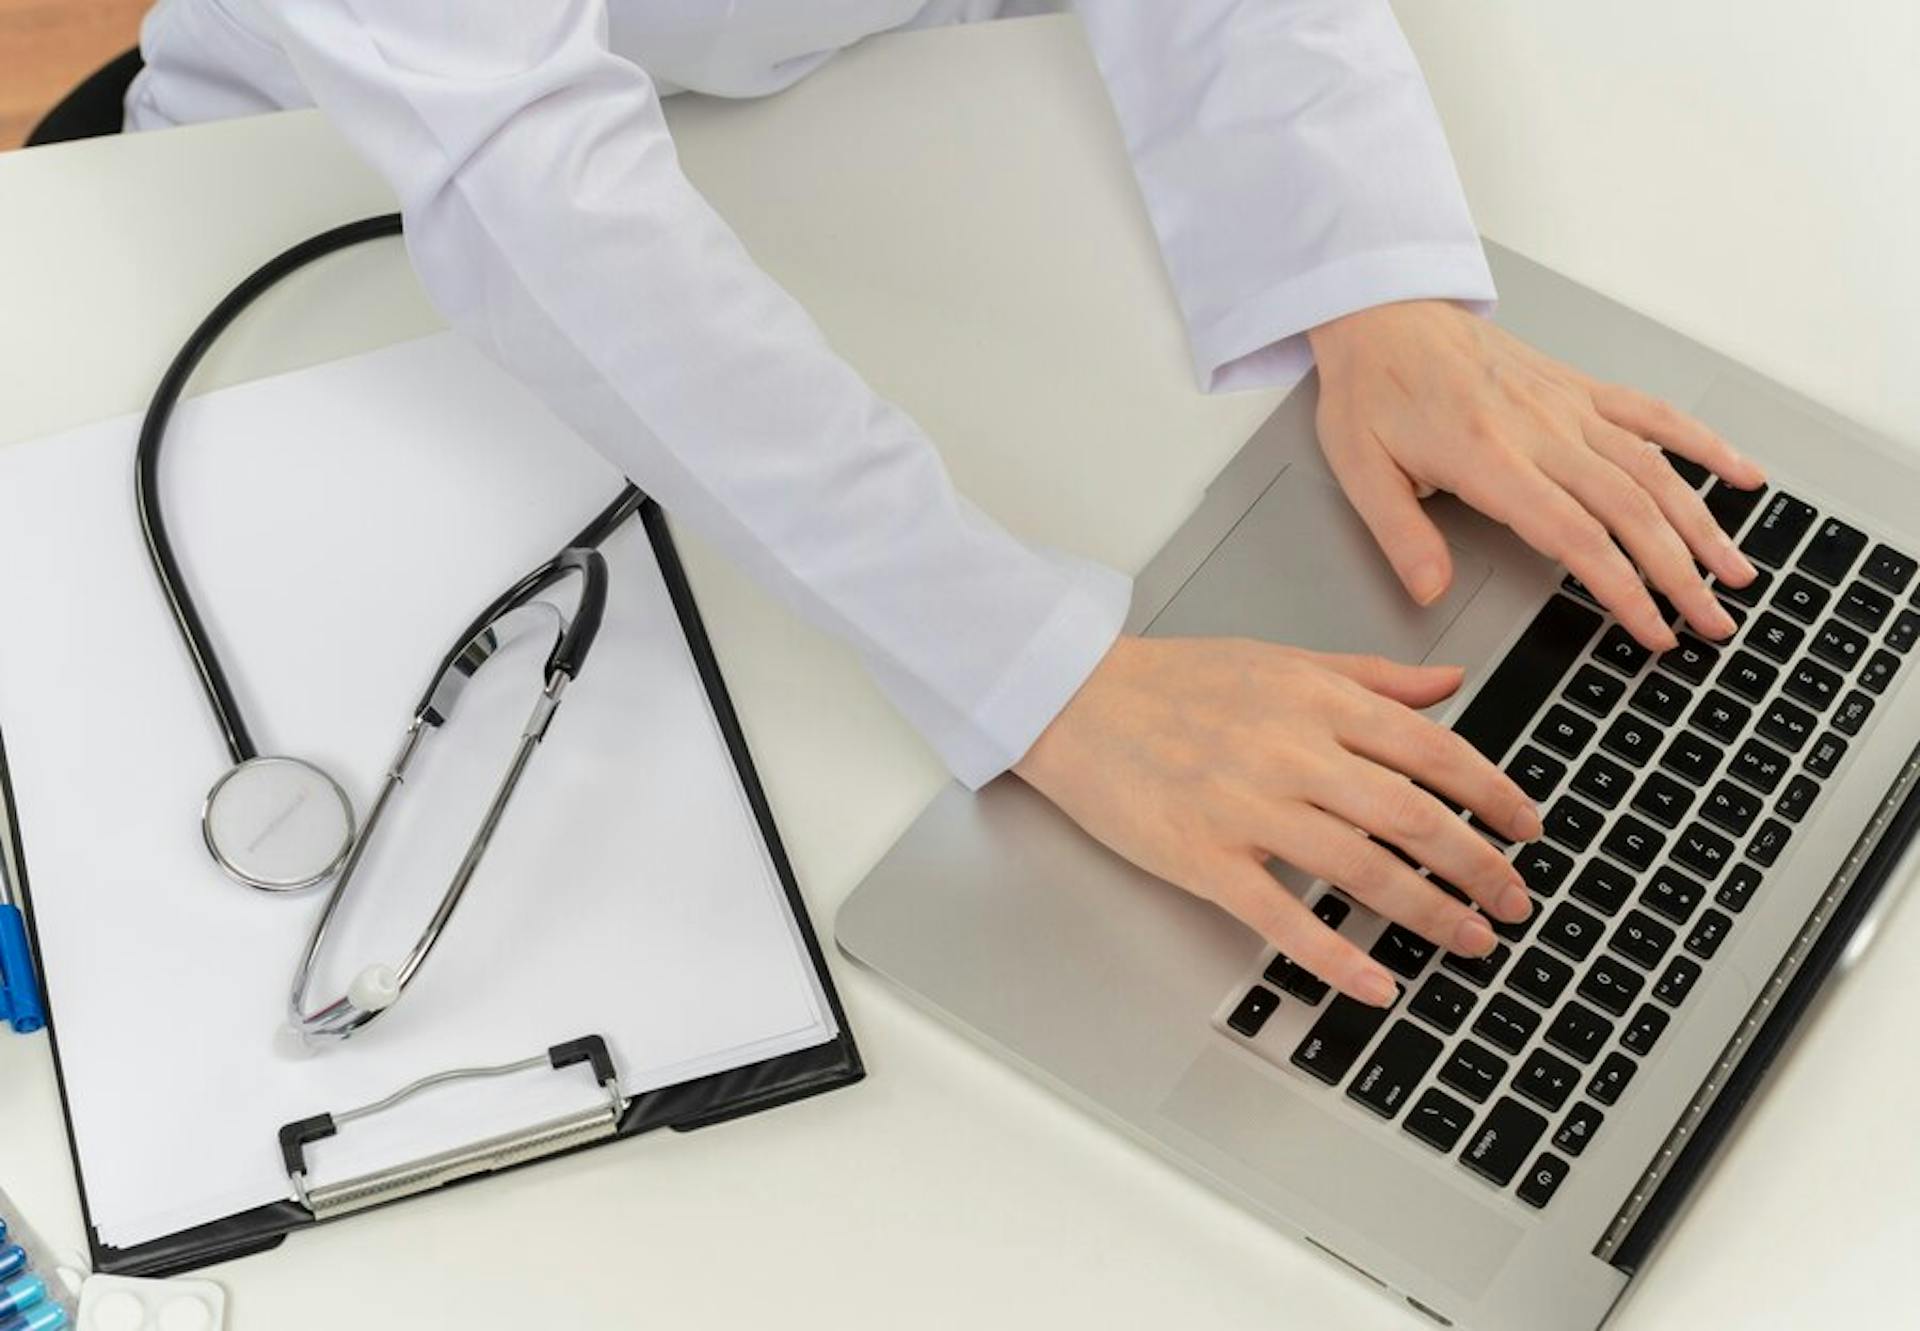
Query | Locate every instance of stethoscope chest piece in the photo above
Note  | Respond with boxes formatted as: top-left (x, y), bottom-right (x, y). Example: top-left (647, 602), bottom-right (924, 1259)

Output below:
top-left (202, 756), bottom-right (355, 892)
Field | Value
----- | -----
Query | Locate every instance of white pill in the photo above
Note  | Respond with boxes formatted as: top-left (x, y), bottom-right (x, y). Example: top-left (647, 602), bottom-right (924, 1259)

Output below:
top-left (87, 1291), bottom-right (146, 1331)
top-left (158, 1295), bottom-right (215, 1331)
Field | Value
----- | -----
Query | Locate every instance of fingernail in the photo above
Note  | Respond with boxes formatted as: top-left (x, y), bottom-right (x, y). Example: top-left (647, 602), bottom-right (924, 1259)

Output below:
top-left (1409, 560), bottom-right (1447, 606)
top-left (1356, 969), bottom-right (1399, 1008)
top-left (1730, 550), bottom-right (1758, 583)
top-left (1498, 885), bottom-right (1533, 921)
top-left (1513, 803), bottom-right (1543, 840)
top-left (1453, 914), bottom-right (1497, 957)
top-left (1710, 606), bottom-right (1737, 639)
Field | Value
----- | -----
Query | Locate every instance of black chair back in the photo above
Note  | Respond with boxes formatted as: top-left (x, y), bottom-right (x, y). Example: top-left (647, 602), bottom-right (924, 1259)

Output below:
top-left (27, 48), bottom-right (145, 148)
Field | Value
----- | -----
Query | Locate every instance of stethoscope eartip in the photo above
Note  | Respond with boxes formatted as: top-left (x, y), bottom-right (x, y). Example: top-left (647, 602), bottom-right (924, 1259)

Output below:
top-left (348, 964), bottom-right (401, 1014)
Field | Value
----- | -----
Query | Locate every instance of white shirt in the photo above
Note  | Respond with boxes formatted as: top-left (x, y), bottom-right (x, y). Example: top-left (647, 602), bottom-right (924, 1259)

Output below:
top-left (125, 0), bottom-right (1494, 788)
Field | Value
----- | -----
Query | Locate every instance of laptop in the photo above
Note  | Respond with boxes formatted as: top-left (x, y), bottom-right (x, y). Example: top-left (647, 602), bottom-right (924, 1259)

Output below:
top-left (835, 241), bottom-right (1920, 1330)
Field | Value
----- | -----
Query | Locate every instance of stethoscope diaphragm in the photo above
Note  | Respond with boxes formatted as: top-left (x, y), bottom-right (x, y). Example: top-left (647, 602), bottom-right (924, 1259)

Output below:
top-left (201, 756), bottom-right (356, 892)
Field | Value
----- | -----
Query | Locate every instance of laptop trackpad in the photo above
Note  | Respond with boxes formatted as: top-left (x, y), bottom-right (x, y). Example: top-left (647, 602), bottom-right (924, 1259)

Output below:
top-left (1144, 467), bottom-right (1491, 664)
top-left (1160, 1045), bottom-right (1523, 1298)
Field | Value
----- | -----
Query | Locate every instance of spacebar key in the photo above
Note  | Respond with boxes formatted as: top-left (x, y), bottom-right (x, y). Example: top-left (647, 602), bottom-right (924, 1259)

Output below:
top-left (1451, 595), bottom-right (1603, 763)
top-left (1292, 993), bottom-right (1395, 1085)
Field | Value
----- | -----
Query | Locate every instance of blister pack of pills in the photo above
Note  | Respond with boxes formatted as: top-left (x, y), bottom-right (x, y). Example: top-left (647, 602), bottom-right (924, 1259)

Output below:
top-left (0, 1182), bottom-right (80, 1329)
top-left (75, 1277), bottom-right (225, 1331)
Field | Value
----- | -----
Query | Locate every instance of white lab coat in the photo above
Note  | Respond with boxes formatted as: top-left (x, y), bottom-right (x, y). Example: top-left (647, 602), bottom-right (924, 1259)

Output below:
top-left (126, 0), bottom-right (1493, 787)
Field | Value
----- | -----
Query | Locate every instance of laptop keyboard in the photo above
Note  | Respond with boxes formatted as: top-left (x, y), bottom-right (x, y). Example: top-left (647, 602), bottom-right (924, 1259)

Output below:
top-left (1221, 466), bottom-right (1918, 1212)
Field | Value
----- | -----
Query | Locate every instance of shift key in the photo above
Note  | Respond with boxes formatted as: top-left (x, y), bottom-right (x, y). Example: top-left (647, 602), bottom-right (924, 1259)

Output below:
top-left (1292, 990), bottom-right (1398, 1085)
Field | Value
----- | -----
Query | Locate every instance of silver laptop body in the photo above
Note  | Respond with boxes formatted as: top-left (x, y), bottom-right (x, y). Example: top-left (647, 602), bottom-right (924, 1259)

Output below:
top-left (835, 242), bottom-right (1920, 1331)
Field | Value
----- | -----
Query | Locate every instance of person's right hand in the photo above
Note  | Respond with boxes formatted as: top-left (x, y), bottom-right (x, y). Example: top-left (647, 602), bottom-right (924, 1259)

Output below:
top-left (1013, 634), bottom-right (1541, 1007)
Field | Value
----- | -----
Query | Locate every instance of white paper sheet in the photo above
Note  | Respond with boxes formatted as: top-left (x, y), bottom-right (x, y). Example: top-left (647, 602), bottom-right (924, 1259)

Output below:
top-left (0, 335), bottom-right (836, 1249)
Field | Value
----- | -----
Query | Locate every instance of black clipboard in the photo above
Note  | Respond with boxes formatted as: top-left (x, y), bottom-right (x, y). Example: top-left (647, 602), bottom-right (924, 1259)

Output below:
top-left (6, 496), bottom-right (863, 1277)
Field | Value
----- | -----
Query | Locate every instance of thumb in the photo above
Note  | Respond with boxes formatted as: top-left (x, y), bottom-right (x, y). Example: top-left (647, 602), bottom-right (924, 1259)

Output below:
top-left (1304, 651), bottom-right (1464, 706)
top-left (1321, 424), bottom-right (1454, 606)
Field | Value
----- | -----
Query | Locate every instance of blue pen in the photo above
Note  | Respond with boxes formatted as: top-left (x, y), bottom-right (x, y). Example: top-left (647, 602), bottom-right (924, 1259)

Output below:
top-left (0, 1303), bottom-right (64, 1331)
top-left (0, 829), bottom-right (44, 1033)
top-left (0, 1275), bottom-right (44, 1322)
top-left (0, 1248), bottom-right (24, 1284)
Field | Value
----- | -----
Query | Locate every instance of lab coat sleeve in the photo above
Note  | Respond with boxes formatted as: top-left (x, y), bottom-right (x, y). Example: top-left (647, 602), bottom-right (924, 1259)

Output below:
top-left (1071, 0), bottom-right (1497, 393)
top-left (245, 0), bottom-right (1129, 788)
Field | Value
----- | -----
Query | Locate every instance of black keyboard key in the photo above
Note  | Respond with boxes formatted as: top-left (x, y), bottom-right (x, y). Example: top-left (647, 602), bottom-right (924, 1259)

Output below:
top-left (1533, 704), bottom-right (1598, 759)
top-left (1833, 689), bottom-right (1874, 736)
top-left (1739, 492), bottom-right (1816, 567)
top-left (1280, 965), bottom-right (1330, 1005)
top-left (1566, 664), bottom-right (1627, 718)
top-left (1538, 901), bottom-right (1605, 963)
top-left (1747, 611), bottom-right (1805, 664)
top-left (1672, 823), bottom-right (1734, 881)
top-left (1642, 865), bottom-right (1708, 925)
top-left (1474, 993), bottom-right (1543, 1055)
top-left (1578, 953), bottom-right (1647, 1018)
top-left (1611, 909), bottom-right (1677, 970)
top-left (1442, 943), bottom-right (1511, 989)
top-left (1686, 907), bottom-right (1734, 960)
top-left (1746, 817), bottom-right (1791, 869)
top-left (1404, 1087), bottom-right (1476, 1153)
top-left (1658, 634), bottom-right (1721, 685)
top-left (1859, 649), bottom-right (1900, 696)
top-left (1810, 619), bottom-right (1870, 672)
top-left (1629, 673), bottom-right (1692, 726)
top-left (1461, 1096), bottom-right (1549, 1187)
top-left (1775, 774), bottom-right (1819, 824)
top-left (1805, 731), bottom-right (1848, 780)
top-left (1701, 779), bottom-right (1762, 836)
top-left (1510, 947), bottom-right (1574, 1008)
top-left (1313, 894), bottom-right (1352, 930)
top-left (1570, 753), bottom-right (1633, 809)
top-left (1371, 924), bottom-right (1439, 980)
top-left (1570, 859), bottom-right (1635, 916)
top-left (1228, 986), bottom-right (1281, 1037)
top-left (1517, 1152), bottom-right (1572, 1210)
top-left (1836, 582), bottom-right (1893, 633)
top-left (1516, 842), bottom-right (1575, 897)
top-left (1438, 1039), bottom-right (1509, 1103)
top-left (1664, 450), bottom-right (1711, 489)
top-left (1716, 862), bottom-right (1763, 913)
top-left (1653, 955), bottom-right (1703, 1007)
top-left (1717, 651), bottom-right (1778, 704)
top-left (1756, 697), bottom-right (1816, 753)
top-left (1346, 1020), bottom-right (1444, 1119)
top-left (1514, 1049), bottom-right (1581, 1112)
top-left (1452, 595), bottom-right (1602, 761)
top-left (1704, 480), bottom-right (1767, 541)
top-left (1729, 739), bottom-right (1790, 795)
top-left (1292, 992), bottom-right (1397, 1083)
top-left (1784, 659), bottom-right (1843, 712)
top-left (1715, 565), bottom-right (1773, 609)
top-left (1887, 610), bottom-right (1920, 655)
top-left (1621, 1004), bottom-right (1670, 1057)
top-left (1602, 711), bottom-right (1665, 767)
top-left (1631, 770), bottom-right (1696, 828)
top-left (1594, 625), bottom-right (1651, 676)
top-left (1772, 572), bottom-right (1832, 623)
top-left (1408, 972), bottom-right (1477, 1034)
top-left (1862, 543), bottom-right (1917, 594)
top-left (1545, 999), bottom-right (1614, 1064)
top-left (1688, 691), bottom-right (1751, 745)
top-left (1587, 1052), bottom-right (1638, 1106)
top-left (1554, 1102), bottom-right (1606, 1157)
top-left (1543, 797), bottom-right (1606, 852)
top-left (1601, 814), bottom-right (1666, 873)
top-left (1797, 516), bottom-right (1868, 584)
top-left (1505, 745), bottom-right (1567, 804)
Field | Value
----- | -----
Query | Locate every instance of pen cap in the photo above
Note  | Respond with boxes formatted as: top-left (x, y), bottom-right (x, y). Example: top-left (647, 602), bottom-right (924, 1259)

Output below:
top-left (0, 906), bottom-right (45, 1034)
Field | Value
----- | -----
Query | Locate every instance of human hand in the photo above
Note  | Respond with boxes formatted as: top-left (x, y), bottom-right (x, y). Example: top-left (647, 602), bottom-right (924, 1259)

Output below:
top-left (1012, 635), bottom-right (1539, 1007)
top-left (1308, 300), bottom-right (1767, 650)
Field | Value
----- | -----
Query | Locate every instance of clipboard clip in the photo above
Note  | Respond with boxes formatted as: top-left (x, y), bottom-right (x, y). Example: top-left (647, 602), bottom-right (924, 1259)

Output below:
top-left (278, 1035), bottom-right (625, 1221)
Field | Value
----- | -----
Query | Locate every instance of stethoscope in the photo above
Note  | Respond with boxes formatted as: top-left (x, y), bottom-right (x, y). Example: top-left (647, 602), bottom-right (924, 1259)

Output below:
top-left (136, 213), bottom-right (644, 1045)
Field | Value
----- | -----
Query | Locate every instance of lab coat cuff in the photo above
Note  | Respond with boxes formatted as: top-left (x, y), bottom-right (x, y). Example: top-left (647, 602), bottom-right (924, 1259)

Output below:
top-left (945, 562), bottom-right (1132, 791)
top-left (1189, 242), bottom-right (1498, 395)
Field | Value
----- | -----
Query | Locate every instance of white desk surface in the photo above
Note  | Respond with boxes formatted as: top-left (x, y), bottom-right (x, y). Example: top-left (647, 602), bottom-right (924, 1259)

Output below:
top-left (1, 10), bottom-right (1914, 1329)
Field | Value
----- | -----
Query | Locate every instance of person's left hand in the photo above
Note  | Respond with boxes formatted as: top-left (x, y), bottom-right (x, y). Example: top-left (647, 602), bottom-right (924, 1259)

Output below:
top-left (1308, 300), bottom-right (1767, 651)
